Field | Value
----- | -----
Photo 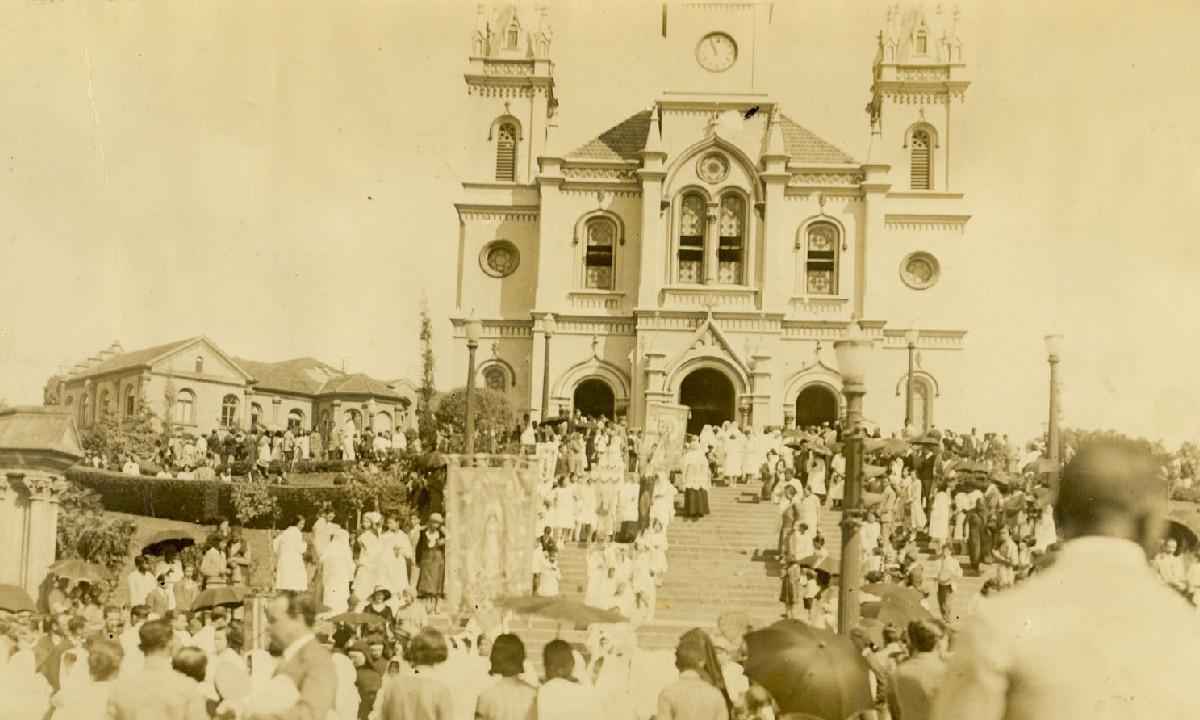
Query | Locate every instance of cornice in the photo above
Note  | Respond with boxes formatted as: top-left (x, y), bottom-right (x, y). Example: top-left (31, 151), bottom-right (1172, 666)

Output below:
top-left (454, 204), bottom-right (540, 222)
top-left (884, 213), bottom-right (971, 231)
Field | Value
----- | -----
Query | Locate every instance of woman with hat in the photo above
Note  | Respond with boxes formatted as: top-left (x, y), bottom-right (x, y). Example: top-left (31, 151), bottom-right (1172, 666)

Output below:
top-left (415, 514), bottom-right (446, 614)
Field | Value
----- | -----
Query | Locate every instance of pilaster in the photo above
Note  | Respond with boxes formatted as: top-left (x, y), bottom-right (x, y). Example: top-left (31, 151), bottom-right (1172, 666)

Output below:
top-left (19, 471), bottom-right (68, 599)
top-left (858, 162), bottom-right (892, 318)
top-left (637, 108), bottom-right (668, 307)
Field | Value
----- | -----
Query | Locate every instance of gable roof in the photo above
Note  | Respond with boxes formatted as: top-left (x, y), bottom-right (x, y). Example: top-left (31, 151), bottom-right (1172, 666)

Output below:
top-left (567, 110), bottom-right (653, 161)
top-left (565, 109), bottom-right (856, 165)
top-left (318, 374), bottom-right (405, 401)
top-left (233, 357), bottom-right (340, 396)
top-left (68, 337), bottom-right (199, 380)
top-left (777, 114), bottom-right (857, 164)
top-left (0, 406), bottom-right (83, 461)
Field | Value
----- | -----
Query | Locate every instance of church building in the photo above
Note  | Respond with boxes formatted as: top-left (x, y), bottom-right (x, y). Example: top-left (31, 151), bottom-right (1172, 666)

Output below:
top-left (453, 0), bottom-right (973, 434)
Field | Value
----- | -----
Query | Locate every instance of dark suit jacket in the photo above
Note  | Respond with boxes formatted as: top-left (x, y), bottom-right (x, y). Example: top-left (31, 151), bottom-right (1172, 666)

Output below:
top-left (255, 637), bottom-right (337, 720)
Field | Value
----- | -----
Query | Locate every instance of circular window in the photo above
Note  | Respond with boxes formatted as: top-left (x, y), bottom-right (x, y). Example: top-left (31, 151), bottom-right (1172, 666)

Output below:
top-left (697, 152), bottom-right (730, 185)
top-left (900, 251), bottom-right (940, 290)
top-left (480, 240), bottom-right (520, 278)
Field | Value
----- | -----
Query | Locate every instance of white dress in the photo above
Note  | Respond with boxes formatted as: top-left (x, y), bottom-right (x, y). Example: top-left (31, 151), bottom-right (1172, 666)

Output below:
top-left (272, 525), bottom-right (308, 592)
top-left (554, 485), bottom-right (576, 530)
top-left (807, 457), bottom-right (827, 496)
top-left (928, 490), bottom-right (952, 541)
top-left (378, 530), bottom-right (414, 597)
top-left (320, 534), bottom-right (355, 615)
top-left (723, 431), bottom-right (745, 477)
top-left (352, 531), bottom-right (381, 600)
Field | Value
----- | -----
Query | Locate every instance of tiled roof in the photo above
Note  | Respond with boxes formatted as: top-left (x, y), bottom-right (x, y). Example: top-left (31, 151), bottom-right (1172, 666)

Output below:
top-left (233, 357), bottom-right (341, 396)
top-left (319, 374), bottom-right (404, 401)
top-left (565, 109), bottom-right (856, 165)
top-left (567, 110), bottom-right (653, 161)
top-left (68, 338), bottom-right (199, 379)
top-left (777, 114), bottom-right (857, 164)
top-left (0, 407), bottom-right (83, 459)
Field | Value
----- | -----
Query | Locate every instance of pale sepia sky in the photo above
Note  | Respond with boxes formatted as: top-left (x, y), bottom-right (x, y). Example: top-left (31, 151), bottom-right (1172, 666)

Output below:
top-left (0, 0), bottom-right (1196, 447)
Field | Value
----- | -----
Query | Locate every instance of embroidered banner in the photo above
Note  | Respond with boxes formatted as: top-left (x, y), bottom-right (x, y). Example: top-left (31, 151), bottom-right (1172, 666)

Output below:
top-left (443, 456), bottom-right (539, 617)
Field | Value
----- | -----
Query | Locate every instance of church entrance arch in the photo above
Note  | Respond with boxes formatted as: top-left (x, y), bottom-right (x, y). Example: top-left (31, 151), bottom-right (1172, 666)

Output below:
top-left (679, 368), bottom-right (736, 435)
top-left (795, 384), bottom-right (838, 429)
top-left (573, 379), bottom-right (615, 420)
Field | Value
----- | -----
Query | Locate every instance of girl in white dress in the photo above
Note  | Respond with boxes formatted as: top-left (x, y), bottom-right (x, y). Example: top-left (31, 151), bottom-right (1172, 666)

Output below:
top-left (928, 485), bottom-right (952, 544)
top-left (536, 549), bottom-right (561, 597)
top-left (576, 476), bottom-right (597, 544)
top-left (806, 454), bottom-right (827, 503)
top-left (908, 471), bottom-right (926, 533)
top-left (553, 477), bottom-right (577, 544)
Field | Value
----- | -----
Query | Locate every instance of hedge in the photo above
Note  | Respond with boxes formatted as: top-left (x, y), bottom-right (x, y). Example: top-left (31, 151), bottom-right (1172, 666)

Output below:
top-left (65, 466), bottom-right (407, 530)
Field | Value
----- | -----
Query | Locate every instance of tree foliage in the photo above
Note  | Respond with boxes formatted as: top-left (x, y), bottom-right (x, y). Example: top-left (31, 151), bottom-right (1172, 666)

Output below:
top-left (417, 295), bottom-right (438, 449)
top-left (81, 404), bottom-right (162, 465)
top-left (56, 482), bottom-right (136, 573)
top-left (230, 480), bottom-right (281, 528)
top-left (433, 386), bottom-right (514, 451)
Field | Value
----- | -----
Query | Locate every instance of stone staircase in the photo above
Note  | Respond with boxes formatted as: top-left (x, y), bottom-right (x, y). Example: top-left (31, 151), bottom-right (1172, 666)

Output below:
top-left (444, 483), bottom-right (988, 661)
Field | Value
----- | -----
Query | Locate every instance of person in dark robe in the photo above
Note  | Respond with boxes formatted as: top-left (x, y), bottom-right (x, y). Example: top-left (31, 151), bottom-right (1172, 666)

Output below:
top-left (965, 501), bottom-right (986, 574)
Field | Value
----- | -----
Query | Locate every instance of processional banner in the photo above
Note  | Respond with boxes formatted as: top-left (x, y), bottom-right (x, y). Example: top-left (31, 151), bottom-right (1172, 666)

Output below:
top-left (642, 401), bottom-right (689, 472)
top-left (443, 455), bottom-right (539, 618)
top-left (535, 442), bottom-right (558, 483)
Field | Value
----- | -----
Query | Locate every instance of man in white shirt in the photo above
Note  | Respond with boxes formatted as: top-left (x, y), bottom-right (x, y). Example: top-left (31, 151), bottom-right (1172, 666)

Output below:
top-left (537, 639), bottom-right (600, 720)
top-left (933, 441), bottom-right (1200, 720)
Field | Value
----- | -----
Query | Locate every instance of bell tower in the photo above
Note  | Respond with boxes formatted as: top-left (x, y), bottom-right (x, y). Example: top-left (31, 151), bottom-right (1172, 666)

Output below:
top-left (660, 0), bottom-right (774, 93)
top-left (867, 2), bottom-right (969, 193)
top-left (463, 1), bottom-right (557, 185)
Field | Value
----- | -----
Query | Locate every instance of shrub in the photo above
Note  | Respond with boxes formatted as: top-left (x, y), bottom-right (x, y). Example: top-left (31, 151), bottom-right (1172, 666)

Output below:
top-left (230, 481), bottom-right (280, 528)
top-left (56, 482), bottom-right (136, 573)
top-left (434, 386), bottom-right (514, 451)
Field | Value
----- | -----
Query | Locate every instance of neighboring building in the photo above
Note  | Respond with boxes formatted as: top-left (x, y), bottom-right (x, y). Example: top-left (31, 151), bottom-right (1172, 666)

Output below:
top-left (45, 337), bottom-right (416, 438)
top-left (452, 0), bottom-right (973, 434)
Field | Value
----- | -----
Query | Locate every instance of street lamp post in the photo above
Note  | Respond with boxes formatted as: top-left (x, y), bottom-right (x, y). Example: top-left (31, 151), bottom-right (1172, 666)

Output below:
top-left (1044, 333), bottom-right (1063, 483)
top-left (904, 328), bottom-right (919, 431)
top-left (464, 316), bottom-right (483, 454)
top-left (834, 320), bottom-right (875, 636)
top-left (540, 314), bottom-right (557, 422)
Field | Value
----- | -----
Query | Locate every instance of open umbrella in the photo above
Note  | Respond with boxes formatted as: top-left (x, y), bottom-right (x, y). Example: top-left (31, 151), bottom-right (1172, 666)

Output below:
top-left (328, 612), bottom-right (386, 627)
top-left (141, 530), bottom-right (197, 555)
top-left (743, 620), bottom-right (874, 720)
top-left (860, 584), bottom-right (926, 607)
top-left (495, 595), bottom-right (626, 628)
top-left (911, 434), bottom-right (941, 447)
top-left (798, 554), bottom-right (838, 577)
top-left (0, 584), bottom-right (36, 613)
top-left (950, 459), bottom-right (990, 474)
top-left (48, 559), bottom-right (108, 585)
top-left (864, 437), bottom-right (910, 456)
top-left (861, 594), bottom-right (935, 629)
top-left (191, 586), bottom-right (246, 612)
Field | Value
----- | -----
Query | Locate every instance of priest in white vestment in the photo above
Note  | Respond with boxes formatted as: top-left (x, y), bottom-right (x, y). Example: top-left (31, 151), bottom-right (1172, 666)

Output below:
top-left (272, 516), bottom-right (308, 592)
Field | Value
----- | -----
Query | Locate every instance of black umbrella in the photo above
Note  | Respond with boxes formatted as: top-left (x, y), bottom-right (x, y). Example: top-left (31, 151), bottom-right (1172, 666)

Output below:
top-left (191, 586), bottom-right (246, 612)
top-left (743, 620), bottom-right (874, 720)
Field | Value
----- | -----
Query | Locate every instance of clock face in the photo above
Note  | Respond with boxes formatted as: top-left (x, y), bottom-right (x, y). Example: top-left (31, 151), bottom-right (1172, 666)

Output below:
top-left (696, 32), bottom-right (737, 73)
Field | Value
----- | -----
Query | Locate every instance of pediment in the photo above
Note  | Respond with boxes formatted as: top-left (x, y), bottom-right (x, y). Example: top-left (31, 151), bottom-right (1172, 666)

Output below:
top-left (665, 316), bottom-right (752, 381)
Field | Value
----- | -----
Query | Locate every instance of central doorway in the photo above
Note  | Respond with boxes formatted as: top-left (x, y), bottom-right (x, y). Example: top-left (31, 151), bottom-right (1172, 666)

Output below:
top-left (795, 384), bottom-right (838, 429)
top-left (573, 379), bottom-right (615, 420)
top-left (679, 367), bottom-right (736, 435)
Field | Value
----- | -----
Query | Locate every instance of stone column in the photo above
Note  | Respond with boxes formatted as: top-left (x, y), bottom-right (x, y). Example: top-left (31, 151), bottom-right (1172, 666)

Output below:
top-left (704, 201), bottom-right (720, 285)
top-left (642, 352), bottom-right (670, 404)
top-left (750, 353), bottom-right (773, 429)
top-left (19, 471), bottom-right (67, 598)
top-left (0, 475), bottom-right (30, 588)
top-left (272, 397), bottom-right (282, 426)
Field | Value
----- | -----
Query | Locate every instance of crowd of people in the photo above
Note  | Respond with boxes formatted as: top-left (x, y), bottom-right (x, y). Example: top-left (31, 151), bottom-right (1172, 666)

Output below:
top-left (82, 422), bottom-right (419, 481)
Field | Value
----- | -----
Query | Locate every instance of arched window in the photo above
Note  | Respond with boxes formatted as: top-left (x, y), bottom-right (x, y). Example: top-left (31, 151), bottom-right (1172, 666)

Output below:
top-left (79, 394), bottom-right (91, 426)
top-left (677, 193), bottom-right (707, 283)
top-left (99, 389), bottom-right (111, 418)
top-left (506, 21), bottom-right (519, 49)
top-left (288, 409), bottom-right (305, 431)
top-left (250, 402), bottom-right (263, 429)
top-left (374, 412), bottom-right (393, 435)
top-left (910, 128), bottom-right (932, 190)
top-left (221, 395), bottom-right (239, 428)
top-left (912, 376), bottom-right (934, 432)
top-left (495, 122), bottom-right (517, 182)
top-left (483, 365), bottom-right (508, 393)
top-left (915, 29), bottom-right (928, 55)
top-left (124, 385), bottom-right (136, 416)
top-left (804, 222), bottom-right (840, 295)
top-left (718, 194), bottom-right (746, 284)
top-left (174, 389), bottom-right (196, 425)
top-left (346, 409), bottom-right (362, 432)
top-left (194, 356), bottom-right (204, 373)
top-left (584, 217), bottom-right (616, 289)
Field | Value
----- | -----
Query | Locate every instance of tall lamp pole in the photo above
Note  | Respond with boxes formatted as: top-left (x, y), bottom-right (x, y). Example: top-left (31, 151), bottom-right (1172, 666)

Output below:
top-left (834, 320), bottom-right (875, 636)
top-left (1044, 333), bottom-right (1063, 483)
top-left (464, 315), bottom-right (483, 454)
top-left (540, 314), bottom-right (557, 422)
top-left (904, 328), bottom-right (919, 431)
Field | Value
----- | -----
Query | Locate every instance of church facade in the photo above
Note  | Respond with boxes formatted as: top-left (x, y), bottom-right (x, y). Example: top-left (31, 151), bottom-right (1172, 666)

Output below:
top-left (452, 1), bottom-right (974, 435)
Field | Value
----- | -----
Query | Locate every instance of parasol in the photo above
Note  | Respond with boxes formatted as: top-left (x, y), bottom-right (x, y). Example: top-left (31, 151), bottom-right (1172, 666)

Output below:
top-left (141, 529), bottom-right (197, 554)
top-left (328, 612), bottom-right (386, 627)
top-left (797, 554), bottom-right (838, 577)
top-left (538, 416), bottom-right (571, 428)
top-left (742, 620), bottom-right (874, 720)
top-left (951, 459), bottom-right (990, 475)
top-left (495, 595), bottom-right (626, 628)
top-left (191, 586), bottom-right (246, 612)
top-left (48, 559), bottom-right (108, 585)
top-left (860, 584), bottom-right (926, 607)
top-left (0, 584), bottom-right (37, 613)
top-left (864, 437), bottom-right (910, 456)
top-left (911, 434), bottom-right (942, 447)
top-left (861, 594), bottom-right (935, 629)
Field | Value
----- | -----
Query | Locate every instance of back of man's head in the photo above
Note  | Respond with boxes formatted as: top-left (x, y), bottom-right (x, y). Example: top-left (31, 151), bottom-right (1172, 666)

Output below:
top-left (1055, 440), bottom-right (1166, 553)
top-left (138, 619), bottom-right (174, 656)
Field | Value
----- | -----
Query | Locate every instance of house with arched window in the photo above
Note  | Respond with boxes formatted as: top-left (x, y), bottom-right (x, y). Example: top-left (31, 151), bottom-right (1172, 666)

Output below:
top-left (46, 336), bottom-right (416, 443)
top-left (453, 1), bottom-right (974, 434)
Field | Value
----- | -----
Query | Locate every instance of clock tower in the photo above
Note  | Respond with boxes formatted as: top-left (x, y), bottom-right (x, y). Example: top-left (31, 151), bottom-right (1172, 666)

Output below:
top-left (660, 0), bottom-right (773, 93)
